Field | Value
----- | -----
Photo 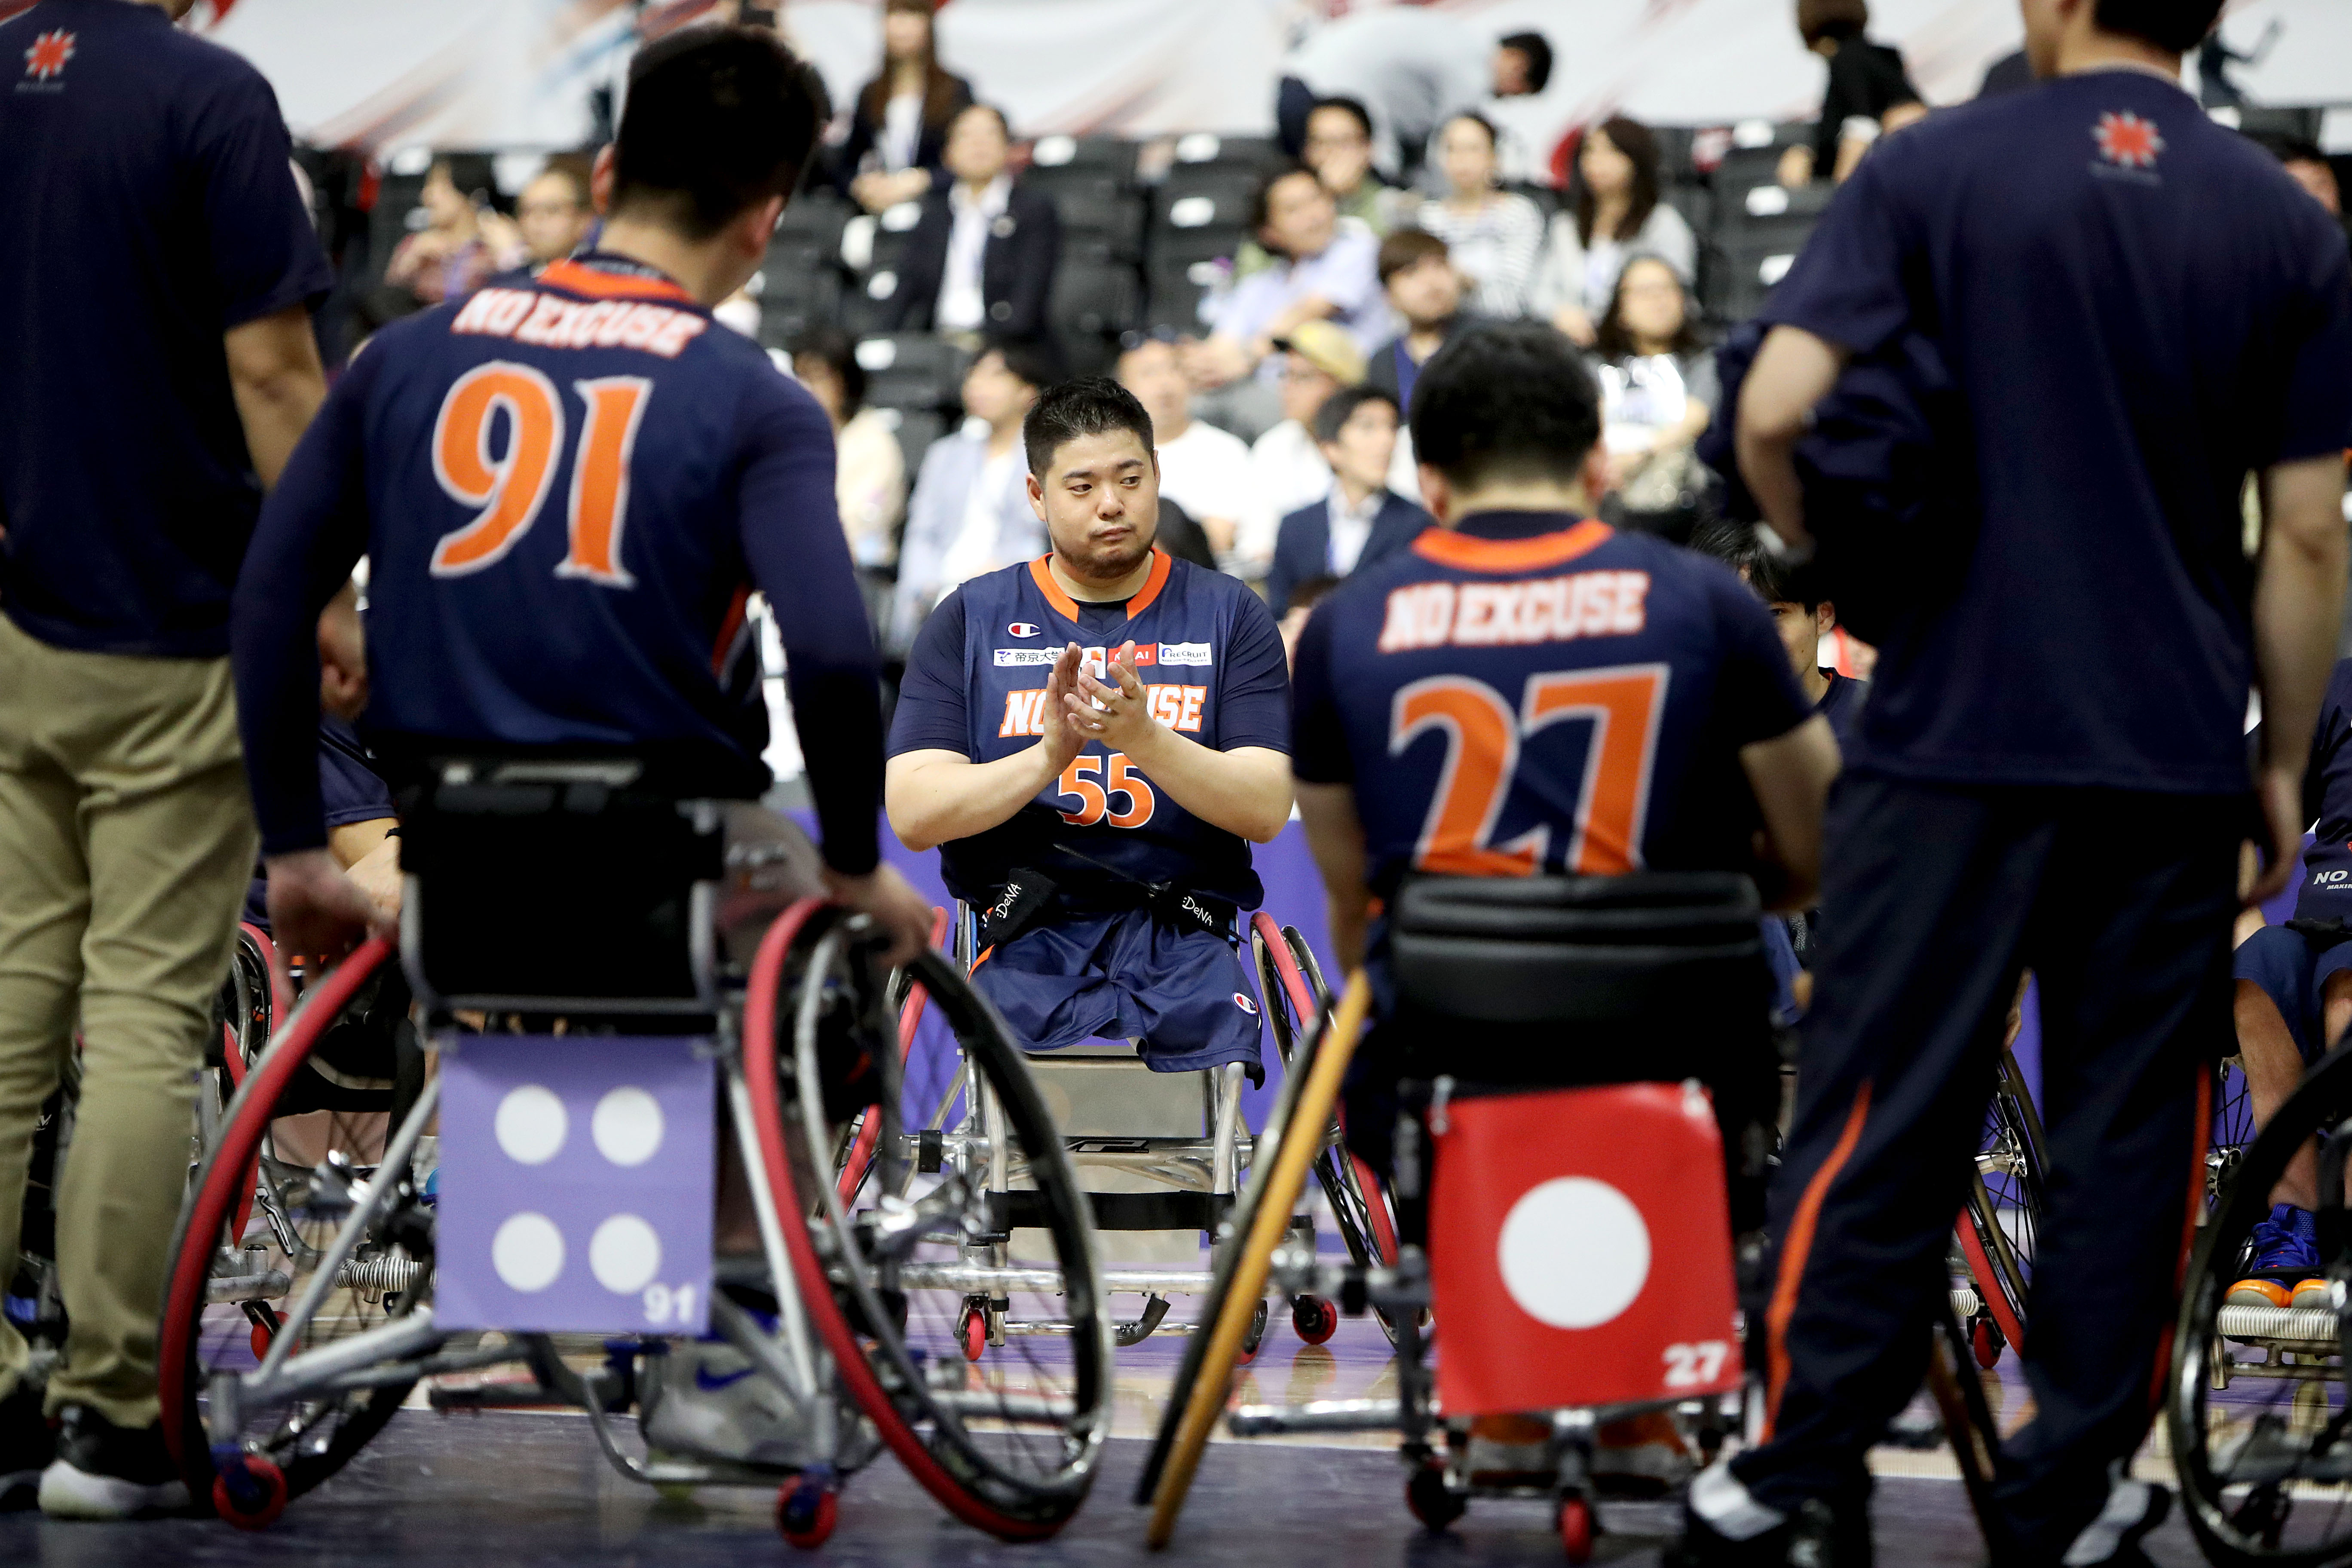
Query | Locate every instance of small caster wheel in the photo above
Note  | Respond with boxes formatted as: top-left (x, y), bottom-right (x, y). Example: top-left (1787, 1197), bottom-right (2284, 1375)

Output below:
top-left (213, 1453), bottom-right (288, 1531)
top-left (960, 1303), bottom-right (987, 1363)
top-left (1237, 1297), bottom-right (1271, 1364)
top-left (1404, 1461), bottom-right (1465, 1533)
top-left (1292, 1295), bottom-right (1339, 1346)
top-left (246, 1304), bottom-right (281, 1362)
top-left (1970, 1315), bottom-right (2004, 1370)
top-left (1557, 1494), bottom-right (1595, 1562)
top-left (777, 1476), bottom-right (839, 1550)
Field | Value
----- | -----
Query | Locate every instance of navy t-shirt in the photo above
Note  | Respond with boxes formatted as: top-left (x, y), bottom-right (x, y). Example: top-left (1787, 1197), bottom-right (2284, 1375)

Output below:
top-left (0, 0), bottom-right (332, 657)
top-left (888, 551), bottom-right (1290, 911)
top-left (1763, 69), bottom-right (2352, 794)
top-left (1815, 669), bottom-right (1868, 750)
top-left (1291, 511), bottom-right (1811, 900)
top-left (244, 718), bottom-right (395, 928)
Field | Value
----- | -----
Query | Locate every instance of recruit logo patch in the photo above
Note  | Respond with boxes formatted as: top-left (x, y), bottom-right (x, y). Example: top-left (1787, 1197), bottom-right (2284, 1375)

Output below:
top-left (23, 29), bottom-right (74, 83)
top-left (2092, 110), bottom-right (2163, 171)
top-left (1159, 642), bottom-right (1213, 667)
top-left (1008, 622), bottom-right (1040, 638)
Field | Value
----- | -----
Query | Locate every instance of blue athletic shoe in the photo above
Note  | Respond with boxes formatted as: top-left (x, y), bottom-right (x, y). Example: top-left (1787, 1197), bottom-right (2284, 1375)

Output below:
top-left (2228, 1204), bottom-right (2319, 1308)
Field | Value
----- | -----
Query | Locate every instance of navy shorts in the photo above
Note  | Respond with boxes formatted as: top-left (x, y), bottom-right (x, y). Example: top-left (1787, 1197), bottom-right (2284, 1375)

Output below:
top-left (971, 907), bottom-right (1264, 1078)
top-left (2234, 922), bottom-right (2352, 1064)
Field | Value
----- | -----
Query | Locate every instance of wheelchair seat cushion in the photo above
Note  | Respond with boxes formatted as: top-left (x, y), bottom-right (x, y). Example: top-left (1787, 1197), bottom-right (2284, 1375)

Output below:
top-left (971, 906), bottom-right (1262, 1080)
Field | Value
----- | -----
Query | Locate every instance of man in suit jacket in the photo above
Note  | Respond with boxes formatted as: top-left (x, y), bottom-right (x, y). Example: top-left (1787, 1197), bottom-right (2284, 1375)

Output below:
top-left (1267, 386), bottom-right (1432, 613)
top-left (880, 102), bottom-right (1061, 349)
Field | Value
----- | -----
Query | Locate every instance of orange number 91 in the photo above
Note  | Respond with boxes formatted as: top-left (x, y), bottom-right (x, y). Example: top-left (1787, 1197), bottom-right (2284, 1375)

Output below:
top-left (429, 362), bottom-right (652, 585)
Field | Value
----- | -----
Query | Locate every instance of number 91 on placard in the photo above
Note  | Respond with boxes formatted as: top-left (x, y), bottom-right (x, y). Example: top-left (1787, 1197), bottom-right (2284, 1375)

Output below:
top-left (641, 1283), bottom-right (701, 1328)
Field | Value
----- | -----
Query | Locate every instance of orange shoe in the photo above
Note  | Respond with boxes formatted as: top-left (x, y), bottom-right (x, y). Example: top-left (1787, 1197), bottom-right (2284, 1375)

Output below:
top-left (1465, 1413), bottom-right (1552, 1485)
top-left (2292, 1277), bottom-right (2334, 1312)
top-left (2227, 1277), bottom-right (2293, 1309)
top-left (1593, 1410), bottom-right (1692, 1495)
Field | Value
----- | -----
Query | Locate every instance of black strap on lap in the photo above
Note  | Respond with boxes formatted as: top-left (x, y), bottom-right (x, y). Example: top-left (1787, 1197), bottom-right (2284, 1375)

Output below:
top-left (975, 845), bottom-right (1239, 954)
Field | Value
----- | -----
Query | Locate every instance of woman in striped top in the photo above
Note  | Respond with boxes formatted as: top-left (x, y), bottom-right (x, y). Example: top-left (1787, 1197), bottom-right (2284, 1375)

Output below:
top-left (1409, 113), bottom-right (1546, 319)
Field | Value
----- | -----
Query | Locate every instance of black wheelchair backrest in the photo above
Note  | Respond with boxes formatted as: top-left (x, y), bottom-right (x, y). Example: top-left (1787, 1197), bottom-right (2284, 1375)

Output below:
top-left (1390, 871), bottom-right (1765, 1028)
top-left (398, 759), bottom-right (726, 1017)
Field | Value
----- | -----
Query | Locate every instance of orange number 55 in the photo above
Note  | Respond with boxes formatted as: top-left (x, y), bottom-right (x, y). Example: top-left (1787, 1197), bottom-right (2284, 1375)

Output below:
top-left (429, 361), bottom-right (652, 585)
top-left (1057, 753), bottom-right (1157, 829)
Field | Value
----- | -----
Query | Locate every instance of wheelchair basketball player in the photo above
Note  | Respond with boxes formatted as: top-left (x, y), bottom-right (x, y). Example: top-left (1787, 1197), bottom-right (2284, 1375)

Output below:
top-left (1288, 320), bottom-right (1840, 1490)
top-left (229, 25), bottom-right (932, 1461)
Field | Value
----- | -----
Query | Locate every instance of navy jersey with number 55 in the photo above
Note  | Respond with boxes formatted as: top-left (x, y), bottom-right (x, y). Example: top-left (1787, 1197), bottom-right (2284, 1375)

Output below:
top-left (1290, 512), bottom-right (1810, 899)
top-left (888, 550), bottom-right (1291, 911)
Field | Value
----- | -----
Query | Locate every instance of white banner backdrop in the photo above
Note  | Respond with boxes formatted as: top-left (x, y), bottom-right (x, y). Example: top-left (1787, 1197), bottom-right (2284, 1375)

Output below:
top-left (160, 0), bottom-right (2352, 157)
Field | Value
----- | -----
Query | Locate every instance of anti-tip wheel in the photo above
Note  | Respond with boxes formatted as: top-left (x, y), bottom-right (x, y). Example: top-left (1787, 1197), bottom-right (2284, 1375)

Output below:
top-left (1970, 1316), bottom-right (2003, 1370)
top-left (777, 1477), bottom-right (839, 1550)
top-left (1405, 1461), bottom-right (1465, 1534)
top-left (1557, 1494), bottom-right (1595, 1562)
top-left (1291, 1295), bottom-right (1339, 1345)
top-left (1237, 1297), bottom-right (1271, 1364)
top-left (212, 1453), bottom-right (288, 1531)
top-left (959, 1304), bottom-right (987, 1363)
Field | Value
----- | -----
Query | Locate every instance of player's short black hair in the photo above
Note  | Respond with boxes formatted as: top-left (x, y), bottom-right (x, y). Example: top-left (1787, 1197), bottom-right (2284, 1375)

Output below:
top-left (1690, 518), bottom-right (1817, 609)
top-left (1408, 321), bottom-right (1599, 490)
top-left (1307, 96), bottom-right (1375, 142)
top-left (2094, 0), bottom-right (2224, 53)
top-left (1023, 376), bottom-right (1154, 477)
top-left (1498, 32), bottom-right (1552, 94)
top-left (1796, 0), bottom-right (1868, 46)
top-left (613, 27), bottom-right (828, 240)
top-left (1286, 573), bottom-right (1342, 616)
top-left (1314, 384), bottom-right (1396, 447)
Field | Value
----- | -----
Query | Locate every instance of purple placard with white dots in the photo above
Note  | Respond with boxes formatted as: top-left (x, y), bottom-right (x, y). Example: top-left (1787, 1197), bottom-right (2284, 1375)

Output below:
top-left (436, 1035), bottom-right (714, 1335)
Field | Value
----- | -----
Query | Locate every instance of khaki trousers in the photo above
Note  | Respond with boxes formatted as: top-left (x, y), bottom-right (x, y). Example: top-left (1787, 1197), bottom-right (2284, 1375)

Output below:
top-left (0, 611), bottom-right (257, 1426)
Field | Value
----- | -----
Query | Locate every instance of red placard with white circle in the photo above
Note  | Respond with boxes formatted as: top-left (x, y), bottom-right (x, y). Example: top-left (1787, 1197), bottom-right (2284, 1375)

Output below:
top-left (1427, 1081), bottom-right (1743, 1417)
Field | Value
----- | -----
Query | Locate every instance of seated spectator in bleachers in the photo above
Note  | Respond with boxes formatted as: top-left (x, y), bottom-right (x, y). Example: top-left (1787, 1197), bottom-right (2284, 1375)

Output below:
top-left (790, 328), bottom-right (908, 573)
top-left (1119, 334), bottom-right (1256, 564)
top-left (1188, 165), bottom-right (1388, 443)
top-left (1776, 0), bottom-right (1925, 189)
top-left (1228, 96), bottom-right (1410, 285)
top-left (1365, 230), bottom-right (1475, 408)
top-left (1531, 116), bottom-right (1694, 347)
top-left (1277, 11), bottom-right (1550, 184)
top-left (1589, 254), bottom-right (1717, 538)
top-left (892, 342), bottom-right (1052, 649)
top-left (1241, 320), bottom-right (1366, 578)
top-left (878, 103), bottom-right (1061, 352)
top-left (2266, 135), bottom-right (2344, 219)
top-left (1265, 386), bottom-right (1430, 615)
top-left (1408, 113), bottom-right (1545, 318)
top-left (383, 158), bottom-right (526, 306)
top-left (514, 156), bottom-right (594, 267)
top-left (833, 0), bottom-right (974, 214)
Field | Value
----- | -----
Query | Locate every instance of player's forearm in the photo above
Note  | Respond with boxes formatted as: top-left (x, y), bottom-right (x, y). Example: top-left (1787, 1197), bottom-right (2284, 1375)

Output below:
top-left (224, 305), bottom-right (328, 490)
top-left (2253, 455), bottom-right (2352, 782)
top-left (1127, 730), bottom-right (1292, 843)
top-left (885, 745), bottom-right (1061, 852)
top-left (1736, 326), bottom-right (1846, 555)
top-left (1296, 782), bottom-right (1370, 971)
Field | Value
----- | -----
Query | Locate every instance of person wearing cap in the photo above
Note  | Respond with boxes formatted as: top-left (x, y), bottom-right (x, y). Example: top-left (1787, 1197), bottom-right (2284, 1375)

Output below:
top-left (1240, 319), bottom-right (1366, 579)
top-left (1265, 384), bottom-right (1430, 615)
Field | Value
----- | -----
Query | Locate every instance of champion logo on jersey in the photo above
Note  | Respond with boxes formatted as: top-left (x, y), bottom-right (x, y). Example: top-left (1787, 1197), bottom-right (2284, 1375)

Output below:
top-left (1232, 991), bottom-right (1258, 1016)
top-left (2092, 110), bottom-right (2163, 171)
top-left (1008, 622), bottom-right (1041, 638)
top-left (22, 29), bottom-right (74, 82)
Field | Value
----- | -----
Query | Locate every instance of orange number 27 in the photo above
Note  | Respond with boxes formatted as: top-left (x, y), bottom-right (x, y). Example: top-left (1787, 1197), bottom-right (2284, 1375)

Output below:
top-left (1389, 664), bottom-right (1668, 876)
top-left (429, 361), bottom-right (651, 585)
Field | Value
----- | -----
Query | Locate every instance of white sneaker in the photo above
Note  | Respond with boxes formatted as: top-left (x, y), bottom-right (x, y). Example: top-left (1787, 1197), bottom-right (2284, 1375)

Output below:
top-left (37, 1406), bottom-right (187, 1520)
top-left (640, 1340), bottom-right (817, 1470)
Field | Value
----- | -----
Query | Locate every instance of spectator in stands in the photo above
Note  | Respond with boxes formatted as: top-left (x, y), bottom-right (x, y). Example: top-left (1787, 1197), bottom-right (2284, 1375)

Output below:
top-left (1277, 12), bottom-right (1551, 184)
top-left (1589, 255), bottom-right (1718, 538)
top-left (834, 0), bottom-right (974, 214)
top-left (1188, 165), bottom-right (1387, 443)
top-left (1532, 116), bottom-right (1695, 347)
top-left (1118, 334), bottom-right (1256, 564)
top-left (1776, 0), bottom-right (1926, 189)
top-left (891, 342), bottom-right (1051, 649)
top-left (1366, 229), bottom-right (1476, 409)
top-left (790, 328), bottom-right (908, 573)
top-left (1242, 320), bottom-right (1367, 578)
top-left (382, 158), bottom-right (525, 306)
top-left (1409, 113), bottom-right (1545, 318)
top-left (1304, 97), bottom-right (1409, 236)
top-left (1265, 386), bottom-right (1429, 615)
top-left (2267, 136), bottom-right (2344, 219)
top-left (514, 156), bottom-right (594, 267)
top-left (879, 103), bottom-right (1061, 352)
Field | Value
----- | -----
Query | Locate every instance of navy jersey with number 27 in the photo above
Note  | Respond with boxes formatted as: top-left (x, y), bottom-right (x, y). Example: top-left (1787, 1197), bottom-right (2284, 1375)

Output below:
top-left (1290, 512), bottom-right (1810, 900)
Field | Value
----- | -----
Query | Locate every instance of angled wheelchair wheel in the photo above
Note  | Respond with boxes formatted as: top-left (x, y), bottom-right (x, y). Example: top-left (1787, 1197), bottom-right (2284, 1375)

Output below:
top-left (1251, 916), bottom-right (1398, 1271)
top-left (745, 902), bottom-right (1111, 1541)
top-left (1956, 1045), bottom-right (2044, 1361)
top-left (2172, 1046), bottom-right (2352, 1566)
top-left (161, 937), bottom-right (433, 1515)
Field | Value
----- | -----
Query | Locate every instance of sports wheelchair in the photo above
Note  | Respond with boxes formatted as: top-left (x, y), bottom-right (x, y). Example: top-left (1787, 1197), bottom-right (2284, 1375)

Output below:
top-left (1139, 872), bottom-right (2011, 1562)
top-left (863, 898), bottom-right (1397, 1362)
top-left (157, 763), bottom-right (1111, 1546)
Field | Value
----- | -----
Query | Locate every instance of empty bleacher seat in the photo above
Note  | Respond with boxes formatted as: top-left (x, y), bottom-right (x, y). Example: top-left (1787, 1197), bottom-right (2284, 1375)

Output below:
top-left (1028, 132), bottom-right (1141, 187)
top-left (1051, 242), bottom-right (1142, 339)
top-left (1034, 173), bottom-right (1147, 258)
top-left (854, 334), bottom-right (969, 413)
